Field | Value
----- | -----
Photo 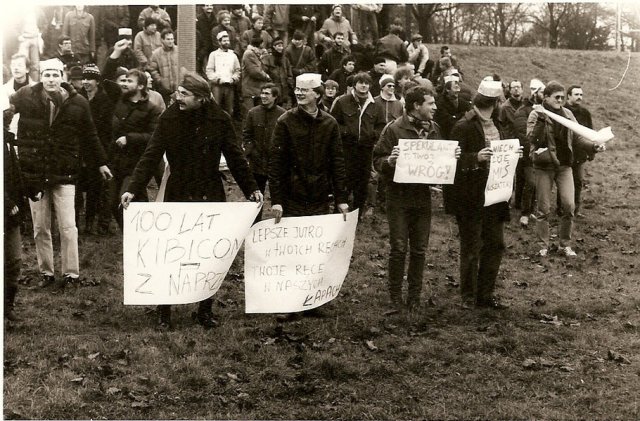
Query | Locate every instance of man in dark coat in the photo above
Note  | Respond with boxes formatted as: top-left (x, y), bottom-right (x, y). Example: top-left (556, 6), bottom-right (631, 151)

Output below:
top-left (121, 71), bottom-right (263, 330)
top-left (318, 32), bottom-right (350, 80)
top-left (196, 4), bottom-right (217, 75)
top-left (10, 58), bottom-right (112, 289)
top-left (374, 85), bottom-right (458, 310)
top-left (269, 73), bottom-right (348, 220)
top-left (444, 80), bottom-right (523, 309)
top-left (434, 75), bottom-right (472, 140)
top-left (242, 82), bottom-right (286, 220)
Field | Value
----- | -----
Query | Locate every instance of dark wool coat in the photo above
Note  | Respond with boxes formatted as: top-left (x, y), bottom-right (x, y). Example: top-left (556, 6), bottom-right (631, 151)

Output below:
top-left (269, 107), bottom-right (348, 207)
top-left (127, 101), bottom-right (257, 202)
top-left (434, 94), bottom-right (472, 140)
top-left (443, 110), bottom-right (510, 220)
top-left (10, 82), bottom-right (107, 189)
top-left (243, 104), bottom-right (286, 176)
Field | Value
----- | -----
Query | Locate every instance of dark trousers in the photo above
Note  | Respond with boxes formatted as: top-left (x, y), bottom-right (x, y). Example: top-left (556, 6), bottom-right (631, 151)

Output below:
top-left (253, 172), bottom-right (268, 222)
top-left (4, 224), bottom-right (21, 311)
top-left (521, 165), bottom-right (536, 217)
top-left (108, 175), bottom-right (148, 230)
top-left (386, 203), bottom-right (431, 303)
top-left (456, 210), bottom-right (505, 303)
top-left (75, 166), bottom-right (104, 229)
top-left (343, 142), bottom-right (373, 215)
top-left (514, 160), bottom-right (525, 209)
top-left (284, 201), bottom-right (330, 217)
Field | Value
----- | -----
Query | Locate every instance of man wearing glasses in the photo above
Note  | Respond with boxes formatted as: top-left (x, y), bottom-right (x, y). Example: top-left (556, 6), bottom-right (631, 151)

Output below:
top-left (121, 71), bottom-right (263, 330)
top-left (528, 81), bottom-right (606, 258)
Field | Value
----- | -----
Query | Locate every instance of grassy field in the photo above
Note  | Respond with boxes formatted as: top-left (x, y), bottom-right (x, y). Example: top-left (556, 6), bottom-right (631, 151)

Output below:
top-left (4, 46), bottom-right (640, 420)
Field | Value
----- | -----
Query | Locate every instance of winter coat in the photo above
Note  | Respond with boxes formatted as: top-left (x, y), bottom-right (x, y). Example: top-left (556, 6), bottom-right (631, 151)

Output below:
top-left (63, 10), bottom-right (95, 55)
top-left (375, 33), bottom-right (408, 63)
top-left (80, 87), bottom-right (115, 158)
top-left (4, 132), bottom-right (27, 228)
top-left (262, 51), bottom-right (293, 102)
top-left (289, 5), bottom-right (321, 45)
top-left (149, 46), bottom-right (180, 94)
top-left (111, 92), bottom-right (162, 177)
top-left (269, 107), bottom-right (348, 206)
top-left (320, 16), bottom-right (357, 44)
top-left (318, 46), bottom-right (349, 80)
top-left (497, 96), bottom-right (522, 140)
top-left (374, 95), bottom-right (403, 124)
top-left (137, 7), bottom-right (171, 31)
top-left (231, 14), bottom-right (252, 36)
top-left (434, 94), bottom-right (472, 139)
top-left (242, 47), bottom-right (271, 98)
top-left (104, 47), bottom-right (141, 72)
top-left (102, 6), bottom-right (130, 45)
top-left (564, 103), bottom-right (594, 164)
top-left (373, 113), bottom-right (442, 207)
top-left (327, 68), bottom-right (353, 95)
top-left (264, 5), bottom-right (289, 32)
top-left (285, 44), bottom-right (317, 77)
top-left (527, 106), bottom-right (598, 170)
top-left (243, 104), bottom-right (286, 175)
top-left (10, 82), bottom-right (107, 188)
top-left (331, 91), bottom-right (386, 147)
top-left (513, 97), bottom-right (535, 166)
top-left (443, 109), bottom-right (510, 220)
top-left (4, 77), bottom-right (37, 135)
top-left (196, 9), bottom-right (217, 59)
top-left (133, 30), bottom-right (162, 67)
top-left (128, 101), bottom-right (257, 202)
top-left (240, 29), bottom-right (273, 53)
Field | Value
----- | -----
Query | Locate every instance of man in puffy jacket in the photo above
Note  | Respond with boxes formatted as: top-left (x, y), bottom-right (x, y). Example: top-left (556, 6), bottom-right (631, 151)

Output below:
top-left (9, 59), bottom-right (112, 289)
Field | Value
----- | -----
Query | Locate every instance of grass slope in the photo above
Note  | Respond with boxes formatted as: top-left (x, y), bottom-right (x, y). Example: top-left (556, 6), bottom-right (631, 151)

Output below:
top-left (4, 45), bottom-right (640, 420)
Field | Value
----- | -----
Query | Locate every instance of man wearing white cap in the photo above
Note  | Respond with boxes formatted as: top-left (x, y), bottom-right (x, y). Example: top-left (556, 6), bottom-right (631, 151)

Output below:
top-left (270, 73), bottom-right (349, 220)
top-left (9, 58), bottom-right (112, 289)
top-left (513, 78), bottom-right (545, 227)
top-left (444, 79), bottom-right (523, 309)
top-left (206, 31), bottom-right (241, 116)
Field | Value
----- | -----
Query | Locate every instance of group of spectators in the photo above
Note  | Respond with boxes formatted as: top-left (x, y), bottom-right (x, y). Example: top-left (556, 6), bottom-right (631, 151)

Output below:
top-left (4, 4), bottom-right (607, 328)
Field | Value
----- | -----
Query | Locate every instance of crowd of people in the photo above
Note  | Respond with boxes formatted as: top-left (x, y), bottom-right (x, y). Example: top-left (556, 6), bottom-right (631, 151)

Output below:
top-left (3, 4), bottom-right (607, 329)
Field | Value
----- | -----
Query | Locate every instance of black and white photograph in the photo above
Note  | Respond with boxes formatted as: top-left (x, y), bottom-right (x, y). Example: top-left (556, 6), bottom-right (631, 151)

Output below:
top-left (2, 2), bottom-right (639, 419)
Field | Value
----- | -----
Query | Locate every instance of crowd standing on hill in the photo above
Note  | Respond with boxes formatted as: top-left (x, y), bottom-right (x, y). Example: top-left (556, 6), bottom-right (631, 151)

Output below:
top-left (4, 4), bottom-right (608, 328)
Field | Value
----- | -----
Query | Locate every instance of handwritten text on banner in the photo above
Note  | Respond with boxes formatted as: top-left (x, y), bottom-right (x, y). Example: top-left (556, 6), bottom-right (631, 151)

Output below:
top-left (484, 139), bottom-right (520, 207)
top-left (393, 139), bottom-right (459, 184)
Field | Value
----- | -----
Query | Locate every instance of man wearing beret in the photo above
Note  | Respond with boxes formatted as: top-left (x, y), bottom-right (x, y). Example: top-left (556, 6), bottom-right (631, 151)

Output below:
top-left (121, 71), bottom-right (263, 330)
top-left (269, 73), bottom-right (349, 222)
top-left (9, 58), bottom-right (112, 289)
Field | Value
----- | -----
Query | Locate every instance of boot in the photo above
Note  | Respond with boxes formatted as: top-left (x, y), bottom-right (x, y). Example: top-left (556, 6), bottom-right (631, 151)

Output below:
top-left (4, 286), bottom-right (19, 322)
top-left (194, 299), bottom-right (217, 329)
top-left (157, 305), bottom-right (172, 330)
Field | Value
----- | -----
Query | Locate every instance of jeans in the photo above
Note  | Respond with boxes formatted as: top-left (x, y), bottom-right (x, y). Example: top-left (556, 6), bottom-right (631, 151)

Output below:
top-left (212, 84), bottom-right (235, 116)
top-left (521, 166), bottom-right (536, 217)
top-left (386, 203), bottom-right (431, 303)
top-left (557, 162), bottom-right (585, 214)
top-left (29, 184), bottom-right (79, 278)
top-left (535, 166), bottom-right (574, 248)
top-left (456, 210), bottom-right (505, 302)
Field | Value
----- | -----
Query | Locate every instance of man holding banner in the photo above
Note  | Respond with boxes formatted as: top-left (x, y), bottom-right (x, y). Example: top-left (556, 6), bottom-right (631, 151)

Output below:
top-left (445, 79), bottom-right (523, 309)
top-left (528, 81), bottom-right (606, 258)
top-left (121, 71), bottom-right (263, 330)
top-left (373, 85), bottom-right (460, 310)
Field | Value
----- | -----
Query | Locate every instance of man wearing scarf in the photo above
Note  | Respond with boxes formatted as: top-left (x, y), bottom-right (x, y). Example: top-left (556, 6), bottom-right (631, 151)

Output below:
top-left (527, 81), bottom-right (606, 258)
top-left (121, 71), bottom-right (263, 330)
top-left (374, 86), bottom-right (460, 311)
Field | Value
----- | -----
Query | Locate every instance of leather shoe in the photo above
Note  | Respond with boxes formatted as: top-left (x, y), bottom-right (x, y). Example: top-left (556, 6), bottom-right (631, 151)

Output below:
top-left (38, 274), bottom-right (56, 288)
top-left (476, 297), bottom-right (510, 309)
top-left (193, 310), bottom-right (218, 329)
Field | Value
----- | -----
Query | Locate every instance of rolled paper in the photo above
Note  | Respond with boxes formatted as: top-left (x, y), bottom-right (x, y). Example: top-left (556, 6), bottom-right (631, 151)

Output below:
top-left (541, 108), bottom-right (614, 144)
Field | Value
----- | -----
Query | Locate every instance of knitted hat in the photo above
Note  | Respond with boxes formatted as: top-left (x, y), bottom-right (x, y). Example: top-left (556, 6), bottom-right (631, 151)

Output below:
top-left (324, 79), bottom-right (339, 90)
top-left (379, 74), bottom-right (394, 87)
top-left (180, 70), bottom-right (211, 98)
top-left (82, 64), bottom-right (101, 81)
top-left (272, 37), bottom-right (284, 46)
top-left (40, 58), bottom-right (64, 75)
top-left (68, 66), bottom-right (83, 80)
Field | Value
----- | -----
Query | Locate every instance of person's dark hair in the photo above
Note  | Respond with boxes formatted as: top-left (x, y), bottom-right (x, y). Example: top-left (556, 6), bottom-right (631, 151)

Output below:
top-left (312, 84), bottom-right (325, 97)
top-left (492, 73), bottom-right (501, 82)
top-left (250, 34), bottom-right (263, 47)
top-left (10, 53), bottom-right (29, 68)
top-left (127, 69), bottom-right (148, 94)
top-left (217, 10), bottom-right (230, 23)
top-left (439, 56), bottom-right (452, 70)
top-left (144, 17), bottom-right (157, 29)
top-left (341, 55), bottom-right (356, 67)
top-left (405, 85), bottom-right (435, 112)
top-left (353, 71), bottom-right (373, 86)
top-left (160, 29), bottom-right (174, 40)
top-left (510, 79), bottom-right (522, 89)
top-left (543, 80), bottom-right (565, 97)
top-left (373, 56), bottom-right (386, 65)
top-left (292, 30), bottom-right (306, 41)
top-left (440, 45), bottom-right (450, 55)
top-left (261, 82), bottom-right (280, 99)
top-left (58, 35), bottom-right (72, 46)
top-left (394, 66), bottom-right (413, 83)
top-left (345, 74), bottom-right (355, 88)
top-left (566, 84), bottom-right (581, 96)
top-left (473, 93), bottom-right (499, 109)
top-left (333, 31), bottom-right (344, 40)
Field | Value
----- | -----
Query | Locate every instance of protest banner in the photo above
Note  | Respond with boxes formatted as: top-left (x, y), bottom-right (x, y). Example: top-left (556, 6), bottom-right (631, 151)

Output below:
top-left (244, 210), bottom-right (359, 313)
top-left (484, 139), bottom-right (520, 207)
top-left (123, 202), bottom-right (260, 305)
top-left (393, 139), bottom-right (459, 184)
top-left (540, 108), bottom-right (614, 144)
